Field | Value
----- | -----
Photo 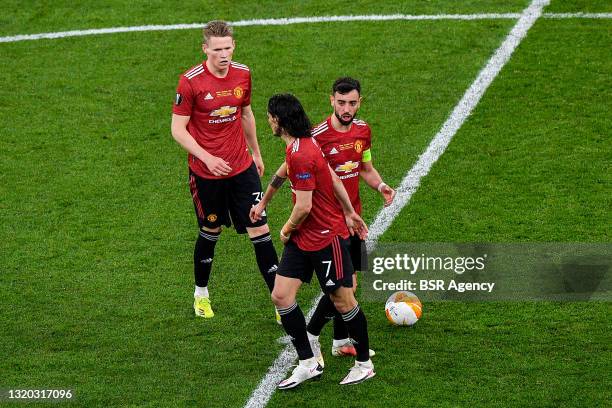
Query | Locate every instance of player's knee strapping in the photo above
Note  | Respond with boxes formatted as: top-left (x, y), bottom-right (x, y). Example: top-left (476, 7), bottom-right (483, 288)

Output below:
top-left (194, 230), bottom-right (220, 287)
top-left (250, 232), bottom-right (278, 292)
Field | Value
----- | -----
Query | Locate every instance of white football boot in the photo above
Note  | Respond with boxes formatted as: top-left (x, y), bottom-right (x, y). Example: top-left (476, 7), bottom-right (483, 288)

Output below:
top-left (278, 359), bottom-right (324, 390)
top-left (339, 359), bottom-right (376, 385)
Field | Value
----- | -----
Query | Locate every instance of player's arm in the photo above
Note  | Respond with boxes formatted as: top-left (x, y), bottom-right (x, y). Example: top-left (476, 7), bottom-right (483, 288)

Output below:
top-left (249, 162), bottom-right (288, 223)
top-left (262, 161), bottom-right (288, 205)
top-left (171, 114), bottom-right (232, 176)
top-left (359, 151), bottom-right (396, 207)
top-left (329, 166), bottom-right (368, 239)
top-left (241, 104), bottom-right (264, 176)
top-left (279, 189), bottom-right (312, 244)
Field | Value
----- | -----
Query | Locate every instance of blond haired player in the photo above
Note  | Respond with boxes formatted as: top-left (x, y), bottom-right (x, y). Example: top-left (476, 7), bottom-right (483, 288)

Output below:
top-left (172, 21), bottom-right (278, 319)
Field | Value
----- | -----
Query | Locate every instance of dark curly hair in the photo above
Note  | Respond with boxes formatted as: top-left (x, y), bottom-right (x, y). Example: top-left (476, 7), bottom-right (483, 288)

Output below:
top-left (267, 94), bottom-right (312, 138)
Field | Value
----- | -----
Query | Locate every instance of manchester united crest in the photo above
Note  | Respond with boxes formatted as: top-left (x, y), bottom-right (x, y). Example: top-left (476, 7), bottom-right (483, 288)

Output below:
top-left (354, 140), bottom-right (364, 154)
top-left (233, 86), bottom-right (244, 98)
top-left (207, 214), bottom-right (218, 222)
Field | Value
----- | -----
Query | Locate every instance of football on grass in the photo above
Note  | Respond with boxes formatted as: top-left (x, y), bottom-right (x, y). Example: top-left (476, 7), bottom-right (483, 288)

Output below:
top-left (385, 291), bottom-right (422, 326)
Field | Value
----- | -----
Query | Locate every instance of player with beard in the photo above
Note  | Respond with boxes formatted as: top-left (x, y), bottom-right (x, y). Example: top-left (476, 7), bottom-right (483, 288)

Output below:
top-left (251, 78), bottom-right (395, 358)
top-left (265, 94), bottom-right (375, 389)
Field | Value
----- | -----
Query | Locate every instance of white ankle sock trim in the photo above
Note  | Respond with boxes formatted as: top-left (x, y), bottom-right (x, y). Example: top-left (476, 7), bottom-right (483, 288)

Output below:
top-left (299, 357), bottom-right (317, 368)
top-left (194, 286), bottom-right (209, 298)
top-left (333, 338), bottom-right (350, 347)
top-left (307, 332), bottom-right (319, 341)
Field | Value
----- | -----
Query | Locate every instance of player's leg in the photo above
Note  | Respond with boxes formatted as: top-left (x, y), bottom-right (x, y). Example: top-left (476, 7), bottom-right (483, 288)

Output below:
top-left (307, 236), bottom-right (358, 340)
top-left (247, 224), bottom-right (280, 323)
top-left (246, 224), bottom-right (277, 292)
top-left (328, 286), bottom-right (370, 362)
top-left (193, 226), bottom-right (221, 318)
top-left (229, 163), bottom-right (278, 293)
top-left (332, 236), bottom-right (368, 356)
top-left (306, 294), bottom-right (337, 348)
top-left (329, 286), bottom-right (375, 385)
top-left (331, 273), bottom-right (355, 355)
top-left (305, 239), bottom-right (349, 366)
top-left (311, 236), bottom-right (374, 384)
top-left (271, 275), bottom-right (308, 357)
top-left (273, 242), bottom-right (323, 389)
top-left (307, 237), bottom-right (358, 367)
top-left (189, 171), bottom-right (228, 318)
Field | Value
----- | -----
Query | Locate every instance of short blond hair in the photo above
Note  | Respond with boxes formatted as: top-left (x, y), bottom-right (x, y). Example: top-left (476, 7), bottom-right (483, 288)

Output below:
top-left (203, 20), bottom-right (233, 44)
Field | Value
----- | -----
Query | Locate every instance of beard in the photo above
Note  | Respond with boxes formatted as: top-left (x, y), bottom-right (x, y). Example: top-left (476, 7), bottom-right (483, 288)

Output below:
top-left (335, 111), bottom-right (354, 126)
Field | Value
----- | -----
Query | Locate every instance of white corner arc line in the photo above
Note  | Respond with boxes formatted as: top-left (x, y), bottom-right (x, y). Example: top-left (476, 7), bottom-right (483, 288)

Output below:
top-left (244, 1), bottom-right (549, 407)
top-left (1, 12), bottom-right (610, 43)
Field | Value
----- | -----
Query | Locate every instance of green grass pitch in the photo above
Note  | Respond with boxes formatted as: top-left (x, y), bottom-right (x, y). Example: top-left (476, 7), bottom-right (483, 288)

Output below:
top-left (0, 1), bottom-right (610, 407)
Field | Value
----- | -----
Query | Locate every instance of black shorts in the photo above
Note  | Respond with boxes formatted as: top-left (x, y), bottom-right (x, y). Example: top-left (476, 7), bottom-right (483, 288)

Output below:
top-left (349, 235), bottom-right (367, 272)
top-left (277, 236), bottom-right (354, 294)
top-left (188, 162), bottom-right (267, 234)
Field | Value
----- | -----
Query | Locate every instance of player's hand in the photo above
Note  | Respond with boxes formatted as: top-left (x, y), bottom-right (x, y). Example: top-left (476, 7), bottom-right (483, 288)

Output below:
top-left (252, 153), bottom-right (265, 177)
top-left (381, 185), bottom-right (396, 207)
top-left (345, 212), bottom-right (368, 240)
top-left (249, 202), bottom-right (265, 223)
top-left (280, 230), bottom-right (291, 244)
top-left (203, 155), bottom-right (232, 177)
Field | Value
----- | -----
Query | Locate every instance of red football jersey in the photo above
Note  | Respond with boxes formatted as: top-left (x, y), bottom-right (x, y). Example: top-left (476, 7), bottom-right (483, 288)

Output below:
top-left (286, 137), bottom-right (349, 251)
top-left (312, 117), bottom-right (372, 215)
top-left (173, 61), bottom-right (253, 179)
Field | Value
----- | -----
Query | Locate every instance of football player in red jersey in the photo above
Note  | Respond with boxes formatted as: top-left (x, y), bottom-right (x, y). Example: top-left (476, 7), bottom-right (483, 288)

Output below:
top-left (171, 21), bottom-right (278, 319)
top-left (265, 94), bottom-right (375, 389)
top-left (251, 78), bottom-right (395, 355)
top-left (308, 77), bottom-right (395, 357)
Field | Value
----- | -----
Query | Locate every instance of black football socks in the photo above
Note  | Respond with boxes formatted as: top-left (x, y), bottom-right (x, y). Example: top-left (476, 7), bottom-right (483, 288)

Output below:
top-left (194, 229), bottom-right (220, 288)
top-left (251, 232), bottom-right (278, 292)
top-left (277, 303), bottom-right (314, 360)
top-left (306, 294), bottom-right (336, 336)
top-left (341, 305), bottom-right (370, 362)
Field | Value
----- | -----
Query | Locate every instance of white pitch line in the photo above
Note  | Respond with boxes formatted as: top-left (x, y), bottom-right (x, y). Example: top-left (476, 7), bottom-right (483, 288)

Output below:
top-left (244, 1), bottom-right (549, 407)
top-left (544, 12), bottom-right (612, 19)
top-left (244, 293), bottom-right (322, 408)
top-left (1, 12), bottom-right (611, 43)
top-left (0, 14), bottom-right (517, 43)
top-left (366, 0), bottom-right (551, 248)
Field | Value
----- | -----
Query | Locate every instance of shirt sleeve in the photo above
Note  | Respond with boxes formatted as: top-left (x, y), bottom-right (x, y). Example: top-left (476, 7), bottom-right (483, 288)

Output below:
top-left (288, 152), bottom-right (316, 191)
top-left (172, 75), bottom-right (194, 116)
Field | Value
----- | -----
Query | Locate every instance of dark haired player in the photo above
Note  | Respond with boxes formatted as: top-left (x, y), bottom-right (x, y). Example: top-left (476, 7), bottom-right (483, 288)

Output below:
top-left (171, 20), bottom-right (278, 319)
top-left (252, 78), bottom-right (395, 356)
top-left (307, 77), bottom-right (395, 356)
top-left (265, 93), bottom-right (375, 389)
